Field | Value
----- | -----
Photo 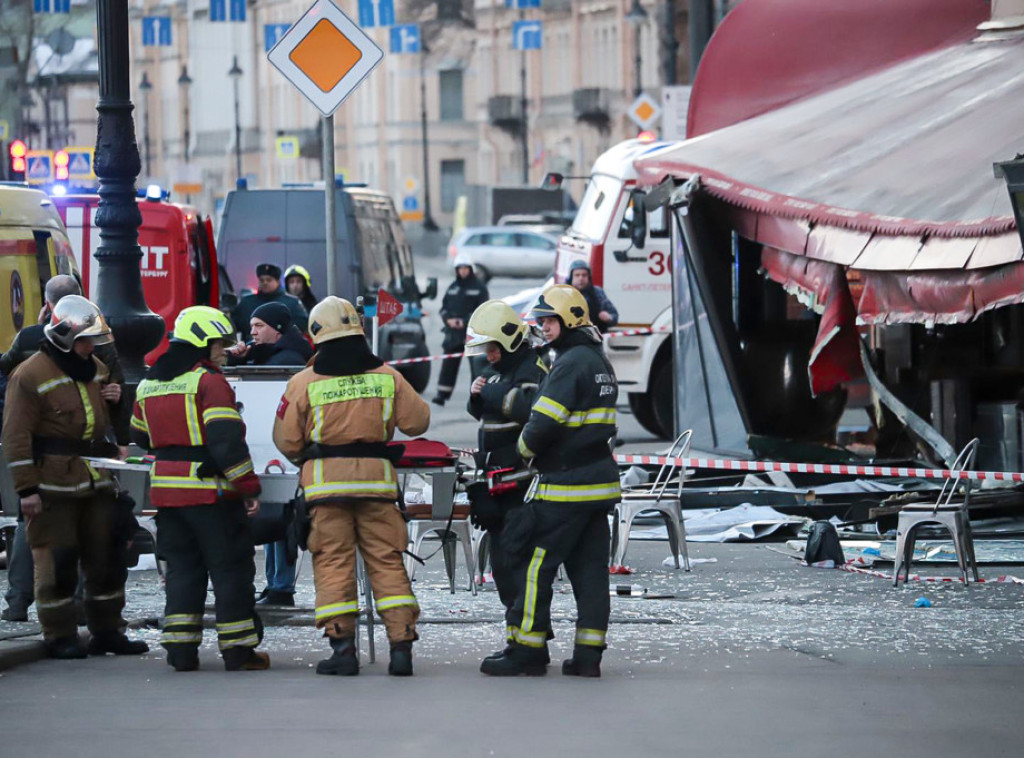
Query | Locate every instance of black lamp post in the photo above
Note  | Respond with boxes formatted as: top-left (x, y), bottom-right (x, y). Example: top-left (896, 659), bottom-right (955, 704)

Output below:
top-left (228, 56), bottom-right (243, 182)
top-left (626, 0), bottom-right (648, 99)
top-left (995, 154), bottom-right (1024, 248)
top-left (93, 0), bottom-right (165, 382)
top-left (178, 65), bottom-right (192, 164)
top-left (138, 71), bottom-right (152, 177)
top-left (419, 43), bottom-right (438, 231)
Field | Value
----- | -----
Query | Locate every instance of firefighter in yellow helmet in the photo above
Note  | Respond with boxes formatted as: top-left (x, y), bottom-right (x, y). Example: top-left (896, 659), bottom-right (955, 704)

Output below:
top-left (284, 264), bottom-right (318, 312)
top-left (2, 296), bottom-right (149, 659)
top-left (480, 284), bottom-right (620, 678)
top-left (272, 296), bottom-right (430, 676)
top-left (464, 301), bottom-right (547, 630)
top-left (131, 306), bottom-right (269, 672)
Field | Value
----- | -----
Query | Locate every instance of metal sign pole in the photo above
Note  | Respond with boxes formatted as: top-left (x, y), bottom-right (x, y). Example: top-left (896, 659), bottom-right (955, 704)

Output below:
top-left (323, 113), bottom-right (337, 296)
top-left (372, 315), bottom-right (380, 355)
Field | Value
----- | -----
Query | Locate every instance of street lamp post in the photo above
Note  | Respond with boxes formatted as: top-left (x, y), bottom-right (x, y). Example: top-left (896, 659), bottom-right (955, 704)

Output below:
top-left (178, 65), bottom-right (192, 164)
top-left (627, 0), bottom-right (649, 99)
top-left (229, 56), bottom-right (243, 182)
top-left (138, 72), bottom-right (152, 177)
top-left (93, 0), bottom-right (165, 381)
top-left (419, 45), bottom-right (438, 231)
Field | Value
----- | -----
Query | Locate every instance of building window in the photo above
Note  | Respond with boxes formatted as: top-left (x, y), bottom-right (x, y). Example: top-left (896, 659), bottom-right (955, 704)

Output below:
top-left (440, 159), bottom-right (466, 213)
top-left (439, 69), bottom-right (464, 121)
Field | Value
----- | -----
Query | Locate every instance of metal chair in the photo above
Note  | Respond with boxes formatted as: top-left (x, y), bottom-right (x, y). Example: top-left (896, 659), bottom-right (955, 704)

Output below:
top-left (893, 438), bottom-right (981, 586)
top-left (611, 429), bottom-right (693, 571)
top-left (404, 504), bottom-right (481, 595)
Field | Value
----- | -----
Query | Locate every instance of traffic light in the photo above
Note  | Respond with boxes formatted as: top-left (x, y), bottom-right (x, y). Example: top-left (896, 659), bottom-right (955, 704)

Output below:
top-left (9, 139), bottom-right (27, 180)
top-left (54, 149), bottom-right (69, 181)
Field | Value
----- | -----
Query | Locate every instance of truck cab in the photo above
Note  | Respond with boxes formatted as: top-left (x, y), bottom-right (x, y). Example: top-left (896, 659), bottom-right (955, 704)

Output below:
top-left (53, 188), bottom-right (221, 364)
top-left (552, 138), bottom-right (680, 438)
top-left (216, 183), bottom-right (435, 392)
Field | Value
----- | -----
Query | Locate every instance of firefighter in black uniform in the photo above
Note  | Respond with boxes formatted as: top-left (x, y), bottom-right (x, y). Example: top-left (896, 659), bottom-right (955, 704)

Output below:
top-left (432, 254), bottom-right (489, 406)
top-left (480, 284), bottom-right (620, 679)
top-left (464, 300), bottom-right (548, 621)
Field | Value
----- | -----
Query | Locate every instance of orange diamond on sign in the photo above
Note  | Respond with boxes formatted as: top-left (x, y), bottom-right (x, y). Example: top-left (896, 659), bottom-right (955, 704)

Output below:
top-left (634, 102), bottom-right (655, 122)
top-left (289, 19), bottom-right (363, 93)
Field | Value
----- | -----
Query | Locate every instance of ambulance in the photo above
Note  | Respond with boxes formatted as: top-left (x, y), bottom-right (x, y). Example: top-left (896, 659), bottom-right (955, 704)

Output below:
top-left (548, 138), bottom-right (681, 439)
top-left (53, 188), bottom-right (221, 364)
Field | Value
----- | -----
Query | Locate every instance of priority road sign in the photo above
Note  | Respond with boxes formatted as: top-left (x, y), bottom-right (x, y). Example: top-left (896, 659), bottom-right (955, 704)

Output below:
top-left (65, 147), bottom-right (94, 180)
top-left (275, 136), bottom-right (300, 159)
top-left (267, 0), bottom-right (385, 117)
top-left (627, 93), bottom-right (662, 129)
top-left (25, 151), bottom-right (53, 185)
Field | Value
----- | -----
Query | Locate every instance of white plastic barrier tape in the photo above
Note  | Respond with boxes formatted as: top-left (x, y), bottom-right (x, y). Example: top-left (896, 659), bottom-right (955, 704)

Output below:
top-left (387, 351), bottom-right (464, 367)
top-left (613, 453), bottom-right (1024, 483)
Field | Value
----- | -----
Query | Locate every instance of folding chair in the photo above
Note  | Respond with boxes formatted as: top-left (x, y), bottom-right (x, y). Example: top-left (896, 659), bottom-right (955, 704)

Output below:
top-left (611, 429), bottom-right (693, 571)
top-left (892, 438), bottom-right (981, 586)
top-left (404, 504), bottom-right (481, 595)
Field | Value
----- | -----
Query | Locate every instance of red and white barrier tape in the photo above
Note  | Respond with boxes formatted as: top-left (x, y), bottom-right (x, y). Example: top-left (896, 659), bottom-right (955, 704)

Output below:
top-left (614, 453), bottom-right (1024, 484)
top-left (387, 351), bottom-right (464, 367)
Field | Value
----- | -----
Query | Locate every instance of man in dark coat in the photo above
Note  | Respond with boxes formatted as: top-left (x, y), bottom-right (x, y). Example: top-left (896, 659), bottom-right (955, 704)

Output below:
top-left (567, 260), bottom-right (619, 334)
top-left (232, 263), bottom-right (308, 336)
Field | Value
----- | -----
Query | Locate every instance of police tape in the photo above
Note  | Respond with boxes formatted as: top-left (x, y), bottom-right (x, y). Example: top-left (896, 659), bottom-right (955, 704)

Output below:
top-left (613, 453), bottom-right (1024, 483)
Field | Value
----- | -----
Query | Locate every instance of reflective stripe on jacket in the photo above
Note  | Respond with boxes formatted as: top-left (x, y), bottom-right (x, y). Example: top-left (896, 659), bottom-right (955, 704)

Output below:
top-left (1, 351), bottom-right (114, 497)
top-left (272, 364), bottom-right (430, 505)
top-left (131, 363), bottom-right (260, 507)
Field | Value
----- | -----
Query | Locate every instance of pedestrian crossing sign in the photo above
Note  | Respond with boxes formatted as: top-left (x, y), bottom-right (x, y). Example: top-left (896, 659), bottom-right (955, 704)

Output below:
top-left (25, 151), bottom-right (53, 185)
top-left (65, 147), bottom-right (95, 180)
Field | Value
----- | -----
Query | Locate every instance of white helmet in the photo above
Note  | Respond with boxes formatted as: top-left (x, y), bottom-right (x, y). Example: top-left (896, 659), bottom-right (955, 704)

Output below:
top-left (44, 295), bottom-right (114, 352)
top-left (453, 253), bottom-right (473, 270)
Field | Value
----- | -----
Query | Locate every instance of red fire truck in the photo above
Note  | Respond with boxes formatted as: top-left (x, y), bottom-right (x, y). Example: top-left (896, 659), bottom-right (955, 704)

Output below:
top-left (52, 190), bottom-right (221, 364)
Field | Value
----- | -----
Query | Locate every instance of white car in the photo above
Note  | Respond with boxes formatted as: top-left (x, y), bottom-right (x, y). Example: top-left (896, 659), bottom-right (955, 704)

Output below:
top-left (448, 226), bottom-right (559, 282)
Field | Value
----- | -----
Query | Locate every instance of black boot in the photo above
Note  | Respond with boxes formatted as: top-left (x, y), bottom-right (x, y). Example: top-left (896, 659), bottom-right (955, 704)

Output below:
top-left (486, 643), bottom-right (550, 665)
top-left (1, 604), bottom-right (29, 622)
top-left (388, 641), bottom-right (413, 676)
top-left (46, 635), bottom-right (88, 660)
top-left (316, 636), bottom-right (359, 676)
top-left (223, 646), bottom-right (271, 671)
top-left (255, 591), bottom-right (295, 607)
top-left (479, 642), bottom-right (548, 677)
top-left (166, 646), bottom-right (200, 672)
top-left (430, 394), bottom-right (447, 407)
top-left (562, 646), bottom-right (602, 678)
top-left (87, 630), bottom-right (150, 656)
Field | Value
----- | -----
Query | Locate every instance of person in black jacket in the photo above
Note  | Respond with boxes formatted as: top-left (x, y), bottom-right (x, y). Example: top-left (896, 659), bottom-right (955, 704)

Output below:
top-left (567, 260), bottom-right (619, 334)
top-left (227, 302), bottom-right (313, 368)
top-left (432, 255), bottom-right (489, 406)
top-left (481, 284), bottom-right (620, 679)
top-left (464, 300), bottom-right (548, 622)
top-left (231, 263), bottom-right (308, 336)
top-left (284, 265), bottom-right (318, 313)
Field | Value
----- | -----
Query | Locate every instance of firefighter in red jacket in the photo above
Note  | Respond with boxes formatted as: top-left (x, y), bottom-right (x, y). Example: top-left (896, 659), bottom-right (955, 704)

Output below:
top-left (131, 306), bottom-right (269, 672)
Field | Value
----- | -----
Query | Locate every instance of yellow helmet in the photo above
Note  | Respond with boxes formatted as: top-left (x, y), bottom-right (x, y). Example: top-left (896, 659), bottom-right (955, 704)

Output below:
top-left (530, 284), bottom-right (591, 329)
top-left (309, 296), bottom-right (363, 344)
top-left (465, 300), bottom-right (528, 356)
top-left (284, 264), bottom-right (311, 288)
top-left (44, 295), bottom-right (113, 352)
top-left (172, 306), bottom-right (236, 348)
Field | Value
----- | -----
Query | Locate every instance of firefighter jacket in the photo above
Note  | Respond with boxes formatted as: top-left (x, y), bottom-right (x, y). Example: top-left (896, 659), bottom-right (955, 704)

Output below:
top-left (130, 362), bottom-right (261, 507)
top-left (440, 275), bottom-right (489, 324)
top-left (467, 346), bottom-right (548, 471)
top-left (2, 349), bottom-right (116, 498)
top-left (516, 328), bottom-right (621, 508)
top-left (272, 363), bottom-right (430, 505)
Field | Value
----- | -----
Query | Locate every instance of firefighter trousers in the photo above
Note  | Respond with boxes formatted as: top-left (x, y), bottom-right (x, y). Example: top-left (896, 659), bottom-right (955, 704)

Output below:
top-left (308, 499), bottom-right (419, 644)
top-left (25, 492), bottom-right (127, 642)
top-left (487, 493), bottom-right (527, 613)
top-left (156, 502), bottom-right (263, 655)
top-left (505, 503), bottom-right (610, 651)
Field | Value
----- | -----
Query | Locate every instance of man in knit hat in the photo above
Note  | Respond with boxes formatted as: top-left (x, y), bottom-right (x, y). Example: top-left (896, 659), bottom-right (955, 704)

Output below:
top-left (232, 263), bottom-right (308, 337)
top-left (228, 302), bottom-right (313, 368)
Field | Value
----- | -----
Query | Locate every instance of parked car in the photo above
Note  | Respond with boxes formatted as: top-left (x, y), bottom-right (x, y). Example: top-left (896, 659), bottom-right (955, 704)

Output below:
top-left (447, 226), bottom-right (559, 282)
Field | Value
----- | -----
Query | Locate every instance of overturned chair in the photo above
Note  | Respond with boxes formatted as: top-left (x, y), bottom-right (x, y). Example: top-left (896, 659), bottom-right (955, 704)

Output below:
top-left (611, 429), bottom-right (693, 571)
top-left (893, 438), bottom-right (981, 586)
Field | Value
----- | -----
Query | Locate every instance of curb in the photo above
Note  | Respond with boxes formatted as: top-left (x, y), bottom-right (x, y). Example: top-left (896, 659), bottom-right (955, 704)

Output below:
top-left (0, 636), bottom-right (47, 671)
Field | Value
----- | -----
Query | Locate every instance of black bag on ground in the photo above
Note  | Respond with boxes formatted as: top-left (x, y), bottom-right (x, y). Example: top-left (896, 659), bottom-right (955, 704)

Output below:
top-left (804, 520), bottom-right (845, 565)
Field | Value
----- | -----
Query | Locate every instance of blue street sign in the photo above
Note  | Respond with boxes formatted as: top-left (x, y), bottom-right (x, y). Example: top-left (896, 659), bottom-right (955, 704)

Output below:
top-left (229, 0), bottom-right (245, 22)
top-left (358, 0), bottom-right (394, 28)
top-left (389, 24), bottom-right (421, 54)
top-left (33, 0), bottom-right (49, 11)
top-left (142, 17), bottom-right (172, 47)
top-left (66, 149), bottom-right (93, 180)
top-left (210, 0), bottom-right (225, 22)
top-left (264, 24), bottom-right (290, 52)
top-left (402, 196), bottom-right (419, 212)
top-left (34, 0), bottom-right (70, 12)
top-left (53, 0), bottom-right (70, 12)
top-left (513, 20), bottom-right (542, 50)
top-left (505, 0), bottom-right (541, 8)
top-left (27, 155), bottom-right (52, 181)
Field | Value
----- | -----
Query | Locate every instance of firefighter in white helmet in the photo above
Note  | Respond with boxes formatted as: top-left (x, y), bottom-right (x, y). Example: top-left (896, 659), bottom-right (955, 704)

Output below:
top-left (432, 254), bottom-right (489, 406)
top-left (272, 296), bottom-right (430, 676)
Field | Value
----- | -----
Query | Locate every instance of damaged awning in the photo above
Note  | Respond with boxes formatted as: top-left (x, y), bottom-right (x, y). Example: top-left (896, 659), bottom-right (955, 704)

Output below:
top-left (636, 33), bottom-right (1024, 327)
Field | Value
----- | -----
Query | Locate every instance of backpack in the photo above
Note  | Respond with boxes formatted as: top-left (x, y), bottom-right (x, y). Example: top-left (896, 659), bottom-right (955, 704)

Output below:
top-left (804, 520), bottom-right (845, 566)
